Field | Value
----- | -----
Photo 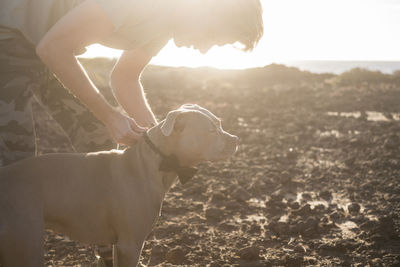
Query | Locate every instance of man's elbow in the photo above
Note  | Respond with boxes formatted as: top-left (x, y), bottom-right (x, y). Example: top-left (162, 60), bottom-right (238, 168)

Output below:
top-left (36, 40), bottom-right (55, 64)
top-left (36, 39), bottom-right (74, 65)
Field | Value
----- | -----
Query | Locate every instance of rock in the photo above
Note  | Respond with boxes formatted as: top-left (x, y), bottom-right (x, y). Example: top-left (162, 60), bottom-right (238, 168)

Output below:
top-left (249, 223), bottom-right (262, 234)
top-left (302, 217), bottom-right (319, 237)
top-left (383, 134), bottom-right (400, 149)
top-left (286, 148), bottom-right (299, 160)
top-left (292, 204), bottom-right (312, 216)
top-left (359, 219), bottom-right (375, 230)
top-left (179, 233), bottom-right (200, 245)
top-left (265, 199), bottom-right (286, 215)
top-left (211, 192), bottom-right (225, 203)
top-left (218, 222), bottom-right (237, 232)
top-left (238, 261), bottom-right (266, 267)
top-left (305, 217), bottom-right (318, 229)
top-left (319, 190), bottom-right (332, 200)
top-left (328, 203), bottom-right (338, 212)
top-left (231, 186), bottom-right (251, 202)
top-left (187, 214), bottom-right (205, 224)
top-left (165, 247), bottom-right (186, 265)
top-left (370, 258), bottom-right (382, 266)
top-left (318, 239), bottom-right (359, 254)
top-left (289, 201), bottom-right (300, 210)
top-left (329, 210), bottom-right (345, 221)
top-left (347, 202), bottom-right (361, 214)
top-left (282, 254), bottom-right (303, 267)
top-left (237, 246), bottom-right (260, 261)
top-left (294, 244), bottom-right (307, 253)
top-left (270, 190), bottom-right (284, 202)
top-left (280, 171), bottom-right (291, 184)
top-left (301, 193), bottom-right (312, 201)
top-left (205, 207), bottom-right (223, 222)
top-left (291, 217), bottom-right (318, 237)
top-left (184, 184), bottom-right (206, 195)
top-left (375, 215), bottom-right (400, 240)
top-left (318, 221), bottom-right (337, 234)
top-left (149, 244), bottom-right (167, 266)
top-left (225, 200), bottom-right (242, 210)
top-left (344, 156), bottom-right (356, 167)
top-left (268, 221), bottom-right (289, 235)
top-left (313, 204), bottom-right (326, 213)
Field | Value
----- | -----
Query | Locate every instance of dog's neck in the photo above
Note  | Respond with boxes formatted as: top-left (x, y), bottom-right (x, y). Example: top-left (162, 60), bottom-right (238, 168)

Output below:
top-left (143, 125), bottom-right (178, 191)
top-left (146, 125), bottom-right (173, 157)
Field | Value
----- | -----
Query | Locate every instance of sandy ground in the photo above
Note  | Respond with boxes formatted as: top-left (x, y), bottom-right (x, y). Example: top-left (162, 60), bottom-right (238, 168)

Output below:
top-left (30, 63), bottom-right (400, 266)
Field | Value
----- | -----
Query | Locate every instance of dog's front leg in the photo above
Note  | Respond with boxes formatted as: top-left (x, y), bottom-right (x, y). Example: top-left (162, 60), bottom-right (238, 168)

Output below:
top-left (114, 240), bottom-right (144, 267)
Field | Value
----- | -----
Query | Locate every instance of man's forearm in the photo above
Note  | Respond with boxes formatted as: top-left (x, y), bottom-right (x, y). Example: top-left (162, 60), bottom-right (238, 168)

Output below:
top-left (111, 78), bottom-right (157, 127)
top-left (37, 47), bottom-right (115, 125)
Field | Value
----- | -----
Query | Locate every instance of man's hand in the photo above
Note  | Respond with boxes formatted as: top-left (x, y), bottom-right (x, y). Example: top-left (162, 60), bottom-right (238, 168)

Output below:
top-left (111, 49), bottom-right (158, 129)
top-left (104, 110), bottom-right (147, 146)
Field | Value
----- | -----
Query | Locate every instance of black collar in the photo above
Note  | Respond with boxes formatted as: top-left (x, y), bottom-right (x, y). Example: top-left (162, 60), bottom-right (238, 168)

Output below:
top-left (143, 132), bottom-right (197, 185)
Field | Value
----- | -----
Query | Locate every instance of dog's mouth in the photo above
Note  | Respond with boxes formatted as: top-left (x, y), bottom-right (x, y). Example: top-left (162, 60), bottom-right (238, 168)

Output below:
top-left (210, 144), bottom-right (238, 162)
top-left (226, 136), bottom-right (239, 155)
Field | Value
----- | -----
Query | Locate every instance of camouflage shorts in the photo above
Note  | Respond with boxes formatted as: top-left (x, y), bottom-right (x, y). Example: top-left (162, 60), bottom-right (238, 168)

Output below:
top-left (0, 27), bottom-right (115, 166)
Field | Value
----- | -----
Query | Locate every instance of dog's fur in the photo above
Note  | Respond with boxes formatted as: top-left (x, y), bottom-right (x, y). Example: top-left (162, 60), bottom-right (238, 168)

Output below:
top-left (0, 104), bottom-right (238, 267)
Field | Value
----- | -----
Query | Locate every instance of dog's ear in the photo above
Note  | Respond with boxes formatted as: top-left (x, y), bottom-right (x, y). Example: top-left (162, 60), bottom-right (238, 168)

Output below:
top-left (180, 104), bottom-right (216, 120)
top-left (180, 103), bottom-right (200, 110)
top-left (160, 110), bottom-right (186, 136)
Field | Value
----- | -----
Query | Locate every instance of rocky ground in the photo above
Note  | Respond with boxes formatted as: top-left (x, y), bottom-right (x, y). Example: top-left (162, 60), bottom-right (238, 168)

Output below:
top-left (32, 63), bottom-right (400, 266)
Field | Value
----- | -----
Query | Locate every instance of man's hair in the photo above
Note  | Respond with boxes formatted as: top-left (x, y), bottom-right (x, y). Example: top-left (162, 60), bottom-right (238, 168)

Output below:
top-left (226, 0), bottom-right (264, 51)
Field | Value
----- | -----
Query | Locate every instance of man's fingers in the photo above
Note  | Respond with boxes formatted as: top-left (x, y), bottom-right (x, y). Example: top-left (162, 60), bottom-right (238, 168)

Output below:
top-left (128, 118), bottom-right (147, 133)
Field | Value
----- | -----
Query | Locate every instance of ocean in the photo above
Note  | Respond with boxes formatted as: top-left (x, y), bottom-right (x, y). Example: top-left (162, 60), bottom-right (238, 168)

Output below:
top-left (280, 60), bottom-right (400, 75)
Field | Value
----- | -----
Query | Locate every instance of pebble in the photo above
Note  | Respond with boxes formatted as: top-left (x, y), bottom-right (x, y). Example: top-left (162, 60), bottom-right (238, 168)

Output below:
top-left (237, 246), bottom-right (260, 261)
top-left (282, 254), bottom-right (304, 267)
top-left (205, 207), bottom-right (223, 222)
top-left (225, 200), bottom-right (242, 210)
top-left (268, 221), bottom-right (289, 235)
top-left (289, 201), bottom-right (300, 210)
top-left (211, 192), bottom-right (225, 203)
top-left (149, 245), bottom-right (167, 266)
top-left (348, 202), bottom-right (361, 214)
top-left (165, 247), bottom-right (186, 265)
top-left (292, 204), bottom-right (312, 216)
top-left (280, 171), bottom-right (291, 184)
top-left (231, 186), bottom-right (251, 202)
top-left (329, 210), bottom-right (344, 221)
top-left (249, 223), bottom-right (262, 234)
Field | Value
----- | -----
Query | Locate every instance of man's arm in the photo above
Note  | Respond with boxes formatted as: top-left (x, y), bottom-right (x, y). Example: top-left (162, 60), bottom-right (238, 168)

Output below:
top-left (36, 0), bottom-right (144, 145)
top-left (111, 49), bottom-right (158, 128)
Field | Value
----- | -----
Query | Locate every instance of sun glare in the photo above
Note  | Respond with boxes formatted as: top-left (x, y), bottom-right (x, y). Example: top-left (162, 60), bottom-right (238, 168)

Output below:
top-left (80, 0), bottom-right (400, 69)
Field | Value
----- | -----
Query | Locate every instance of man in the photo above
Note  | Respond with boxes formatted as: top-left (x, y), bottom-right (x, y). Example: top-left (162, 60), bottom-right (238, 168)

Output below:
top-left (0, 0), bottom-right (263, 265)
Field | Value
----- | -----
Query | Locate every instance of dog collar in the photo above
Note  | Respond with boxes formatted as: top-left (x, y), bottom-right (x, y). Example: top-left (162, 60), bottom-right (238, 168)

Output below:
top-left (143, 132), bottom-right (197, 185)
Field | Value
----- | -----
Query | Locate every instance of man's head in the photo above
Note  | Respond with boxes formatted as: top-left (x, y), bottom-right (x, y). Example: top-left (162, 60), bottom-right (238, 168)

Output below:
top-left (159, 104), bottom-right (238, 166)
top-left (172, 0), bottom-right (264, 53)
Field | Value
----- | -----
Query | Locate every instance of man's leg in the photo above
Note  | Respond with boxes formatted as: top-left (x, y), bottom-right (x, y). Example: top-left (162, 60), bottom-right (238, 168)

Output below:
top-left (33, 71), bottom-right (115, 153)
top-left (0, 88), bottom-right (35, 166)
top-left (33, 66), bottom-right (116, 267)
top-left (0, 27), bottom-right (39, 166)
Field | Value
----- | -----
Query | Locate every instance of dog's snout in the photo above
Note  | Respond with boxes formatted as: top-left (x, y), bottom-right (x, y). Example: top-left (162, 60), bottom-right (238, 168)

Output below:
top-left (232, 135), bottom-right (239, 145)
top-left (226, 134), bottom-right (239, 151)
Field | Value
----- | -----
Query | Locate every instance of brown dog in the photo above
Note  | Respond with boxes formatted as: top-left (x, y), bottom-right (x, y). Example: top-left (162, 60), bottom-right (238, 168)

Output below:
top-left (0, 104), bottom-right (238, 267)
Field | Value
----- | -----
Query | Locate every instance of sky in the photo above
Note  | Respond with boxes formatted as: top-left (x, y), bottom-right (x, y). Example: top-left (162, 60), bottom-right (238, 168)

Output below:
top-left (81, 0), bottom-right (400, 69)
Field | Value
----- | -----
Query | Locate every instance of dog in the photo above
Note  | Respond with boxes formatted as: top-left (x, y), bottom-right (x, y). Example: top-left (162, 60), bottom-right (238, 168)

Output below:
top-left (0, 104), bottom-right (238, 267)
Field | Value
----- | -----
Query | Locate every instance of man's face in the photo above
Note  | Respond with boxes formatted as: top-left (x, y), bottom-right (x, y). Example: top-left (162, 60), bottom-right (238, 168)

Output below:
top-left (174, 35), bottom-right (215, 54)
top-left (173, 11), bottom-right (236, 54)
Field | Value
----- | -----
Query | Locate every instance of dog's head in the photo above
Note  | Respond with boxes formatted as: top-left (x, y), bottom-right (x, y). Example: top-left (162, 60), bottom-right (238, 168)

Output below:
top-left (159, 104), bottom-right (238, 166)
